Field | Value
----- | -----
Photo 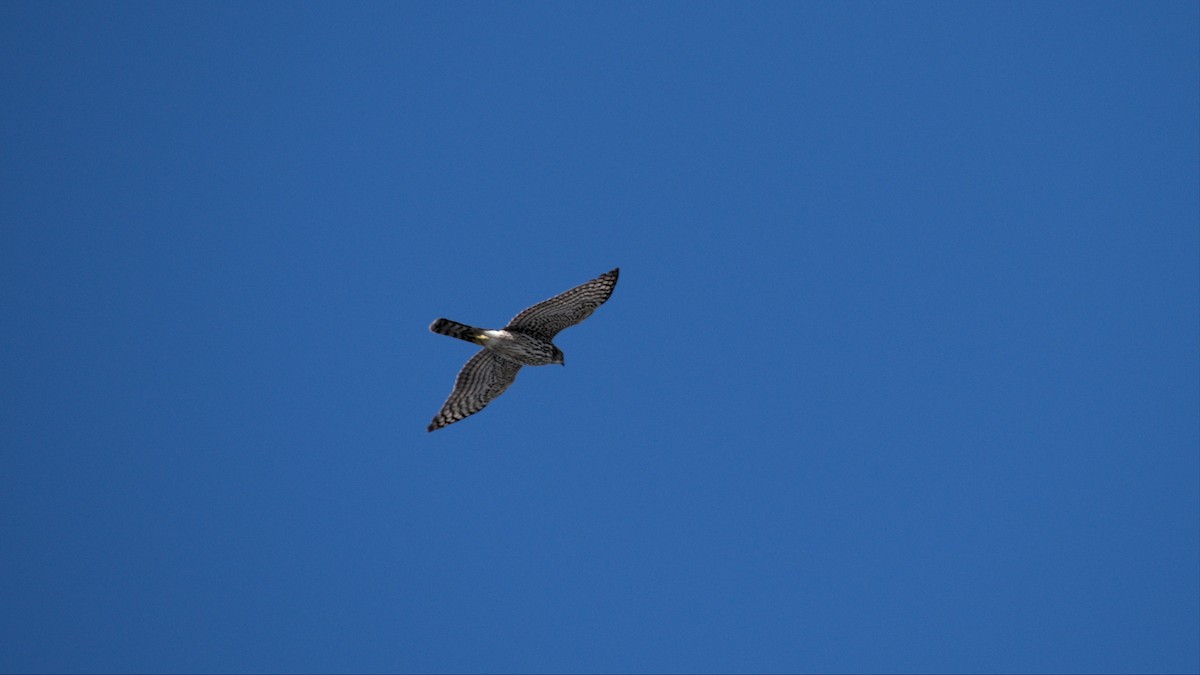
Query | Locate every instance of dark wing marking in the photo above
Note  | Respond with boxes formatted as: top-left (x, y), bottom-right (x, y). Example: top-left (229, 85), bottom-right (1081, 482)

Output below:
top-left (428, 351), bottom-right (522, 431)
top-left (504, 268), bottom-right (619, 340)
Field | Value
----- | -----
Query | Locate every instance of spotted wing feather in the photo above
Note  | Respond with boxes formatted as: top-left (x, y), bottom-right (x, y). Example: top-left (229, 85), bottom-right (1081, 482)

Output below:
top-left (505, 268), bottom-right (619, 340)
top-left (428, 351), bottom-right (522, 431)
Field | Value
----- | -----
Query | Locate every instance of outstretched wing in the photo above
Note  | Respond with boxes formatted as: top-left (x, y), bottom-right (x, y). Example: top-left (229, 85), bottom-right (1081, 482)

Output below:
top-left (505, 268), bottom-right (619, 340)
top-left (428, 351), bottom-right (522, 431)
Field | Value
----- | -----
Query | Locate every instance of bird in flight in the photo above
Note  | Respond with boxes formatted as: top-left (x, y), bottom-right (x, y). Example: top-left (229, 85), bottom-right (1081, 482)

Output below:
top-left (427, 268), bottom-right (619, 431)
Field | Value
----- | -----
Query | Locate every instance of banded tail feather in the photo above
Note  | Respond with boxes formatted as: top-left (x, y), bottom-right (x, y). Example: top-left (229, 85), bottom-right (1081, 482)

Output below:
top-left (430, 318), bottom-right (485, 344)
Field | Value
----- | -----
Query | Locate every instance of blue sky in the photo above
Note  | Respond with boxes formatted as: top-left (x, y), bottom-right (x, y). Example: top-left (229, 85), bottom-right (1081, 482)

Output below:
top-left (2, 2), bottom-right (1197, 673)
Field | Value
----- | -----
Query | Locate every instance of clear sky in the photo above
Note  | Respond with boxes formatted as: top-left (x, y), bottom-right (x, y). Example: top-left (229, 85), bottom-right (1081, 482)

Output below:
top-left (2, 2), bottom-right (1197, 673)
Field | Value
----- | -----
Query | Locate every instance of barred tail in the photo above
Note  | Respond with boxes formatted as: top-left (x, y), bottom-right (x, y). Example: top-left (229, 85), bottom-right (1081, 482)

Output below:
top-left (430, 318), bottom-right (485, 345)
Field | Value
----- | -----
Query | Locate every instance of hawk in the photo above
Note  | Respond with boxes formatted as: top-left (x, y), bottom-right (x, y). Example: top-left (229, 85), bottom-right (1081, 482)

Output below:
top-left (427, 268), bottom-right (619, 432)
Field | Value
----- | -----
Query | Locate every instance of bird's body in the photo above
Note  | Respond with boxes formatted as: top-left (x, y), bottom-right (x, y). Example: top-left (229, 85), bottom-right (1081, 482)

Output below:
top-left (429, 320), bottom-right (563, 366)
top-left (427, 268), bottom-right (619, 431)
